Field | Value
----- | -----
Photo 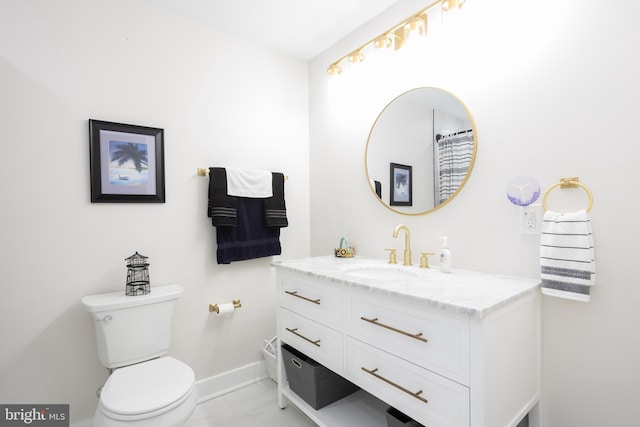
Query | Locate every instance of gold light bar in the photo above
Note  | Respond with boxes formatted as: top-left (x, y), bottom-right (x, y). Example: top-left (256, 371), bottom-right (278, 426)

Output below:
top-left (326, 0), bottom-right (464, 75)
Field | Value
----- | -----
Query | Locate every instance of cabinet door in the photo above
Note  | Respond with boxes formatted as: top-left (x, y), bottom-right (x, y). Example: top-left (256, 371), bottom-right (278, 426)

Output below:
top-left (279, 273), bottom-right (342, 330)
top-left (347, 295), bottom-right (470, 384)
top-left (348, 338), bottom-right (470, 427)
top-left (279, 308), bottom-right (345, 374)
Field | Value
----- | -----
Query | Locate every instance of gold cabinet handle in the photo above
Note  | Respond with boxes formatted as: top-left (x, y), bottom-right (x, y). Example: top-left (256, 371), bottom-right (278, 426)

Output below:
top-left (284, 290), bottom-right (321, 305)
top-left (361, 367), bottom-right (428, 404)
top-left (285, 327), bottom-right (321, 347)
top-left (360, 316), bottom-right (428, 342)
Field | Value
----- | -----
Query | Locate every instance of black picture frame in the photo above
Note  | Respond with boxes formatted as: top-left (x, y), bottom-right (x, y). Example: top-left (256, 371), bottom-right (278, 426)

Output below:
top-left (390, 162), bottom-right (412, 206)
top-left (89, 119), bottom-right (165, 203)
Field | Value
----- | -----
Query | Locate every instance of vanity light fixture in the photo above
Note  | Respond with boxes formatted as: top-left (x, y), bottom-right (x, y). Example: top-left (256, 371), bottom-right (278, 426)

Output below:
top-left (397, 13), bottom-right (428, 50)
top-left (327, 63), bottom-right (342, 75)
top-left (404, 15), bottom-right (427, 38)
top-left (348, 51), bottom-right (365, 63)
top-left (326, 0), bottom-right (466, 75)
top-left (441, 0), bottom-right (465, 12)
top-left (373, 34), bottom-right (393, 49)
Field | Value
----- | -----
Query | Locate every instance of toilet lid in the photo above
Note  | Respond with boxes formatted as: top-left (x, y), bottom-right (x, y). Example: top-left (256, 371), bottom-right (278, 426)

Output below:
top-left (100, 357), bottom-right (195, 416)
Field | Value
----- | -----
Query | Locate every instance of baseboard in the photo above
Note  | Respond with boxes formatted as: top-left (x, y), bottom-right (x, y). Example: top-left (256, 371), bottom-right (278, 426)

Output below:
top-left (195, 360), bottom-right (270, 404)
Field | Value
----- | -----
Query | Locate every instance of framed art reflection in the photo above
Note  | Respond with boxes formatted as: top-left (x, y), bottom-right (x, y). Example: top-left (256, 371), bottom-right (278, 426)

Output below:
top-left (390, 162), bottom-right (412, 206)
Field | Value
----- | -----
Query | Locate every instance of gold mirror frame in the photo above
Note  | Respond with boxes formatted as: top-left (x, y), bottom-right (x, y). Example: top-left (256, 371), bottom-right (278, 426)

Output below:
top-left (364, 87), bottom-right (477, 216)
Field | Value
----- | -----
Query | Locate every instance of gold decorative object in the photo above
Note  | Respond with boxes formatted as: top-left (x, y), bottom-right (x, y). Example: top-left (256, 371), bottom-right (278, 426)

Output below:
top-left (334, 237), bottom-right (355, 258)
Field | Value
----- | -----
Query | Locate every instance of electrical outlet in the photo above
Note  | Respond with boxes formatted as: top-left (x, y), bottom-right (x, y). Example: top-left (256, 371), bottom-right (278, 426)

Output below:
top-left (520, 204), bottom-right (543, 234)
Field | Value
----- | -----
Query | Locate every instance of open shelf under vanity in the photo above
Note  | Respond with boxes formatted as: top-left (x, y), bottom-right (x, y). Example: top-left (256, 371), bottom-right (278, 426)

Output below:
top-left (280, 384), bottom-right (388, 427)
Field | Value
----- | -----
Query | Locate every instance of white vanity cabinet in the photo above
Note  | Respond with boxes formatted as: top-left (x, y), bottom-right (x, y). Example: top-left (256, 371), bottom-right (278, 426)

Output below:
top-left (275, 257), bottom-right (541, 427)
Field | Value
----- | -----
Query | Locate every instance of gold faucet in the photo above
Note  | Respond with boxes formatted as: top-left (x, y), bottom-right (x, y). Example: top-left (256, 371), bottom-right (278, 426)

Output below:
top-left (393, 224), bottom-right (412, 266)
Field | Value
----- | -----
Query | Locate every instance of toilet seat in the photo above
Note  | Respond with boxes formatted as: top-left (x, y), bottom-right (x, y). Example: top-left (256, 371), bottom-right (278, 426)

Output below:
top-left (100, 357), bottom-right (195, 421)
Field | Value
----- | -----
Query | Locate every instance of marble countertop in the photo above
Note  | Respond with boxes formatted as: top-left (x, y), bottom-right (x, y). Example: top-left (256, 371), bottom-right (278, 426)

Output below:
top-left (273, 256), bottom-right (540, 319)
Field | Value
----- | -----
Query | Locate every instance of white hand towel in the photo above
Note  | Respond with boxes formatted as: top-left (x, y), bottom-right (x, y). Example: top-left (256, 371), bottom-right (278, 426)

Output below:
top-left (225, 168), bottom-right (273, 198)
top-left (540, 209), bottom-right (595, 302)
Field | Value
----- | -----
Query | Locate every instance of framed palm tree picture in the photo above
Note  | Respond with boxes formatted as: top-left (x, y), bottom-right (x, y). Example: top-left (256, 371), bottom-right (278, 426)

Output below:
top-left (89, 119), bottom-right (165, 203)
top-left (389, 162), bottom-right (412, 206)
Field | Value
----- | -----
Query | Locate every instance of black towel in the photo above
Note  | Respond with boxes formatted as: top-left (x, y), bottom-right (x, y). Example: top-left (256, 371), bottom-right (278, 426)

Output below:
top-left (216, 197), bottom-right (281, 264)
top-left (208, 167), bottom-right (237, 227)
top-left (264, 172), bottom-right (288, 227)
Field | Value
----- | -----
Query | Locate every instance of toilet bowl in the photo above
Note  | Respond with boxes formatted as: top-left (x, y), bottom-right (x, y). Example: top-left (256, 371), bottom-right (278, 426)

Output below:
top-left (94, 357), bottom-right (197, 427)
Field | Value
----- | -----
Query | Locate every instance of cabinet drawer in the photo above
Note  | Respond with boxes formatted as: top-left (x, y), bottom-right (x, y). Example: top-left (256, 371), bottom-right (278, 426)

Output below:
top-left (347, 296), bottom-right (469, 384)
top-left (348, 338), bottom-right (469, 427)
top-left (279, 274), bottom-right (342, 330)
top-left (278, 308), bottom-right (344, 374)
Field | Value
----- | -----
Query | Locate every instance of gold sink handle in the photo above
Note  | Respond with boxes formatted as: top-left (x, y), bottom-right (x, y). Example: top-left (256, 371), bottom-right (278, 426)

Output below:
top-left (385, 248), bottom-right (397, 264)
top-left (420, 252), bottom-right (434, 268)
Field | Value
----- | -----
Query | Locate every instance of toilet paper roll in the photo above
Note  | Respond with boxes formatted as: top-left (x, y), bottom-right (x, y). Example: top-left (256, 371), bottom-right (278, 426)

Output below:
top-left (217, 303), bottom-right (235, 315)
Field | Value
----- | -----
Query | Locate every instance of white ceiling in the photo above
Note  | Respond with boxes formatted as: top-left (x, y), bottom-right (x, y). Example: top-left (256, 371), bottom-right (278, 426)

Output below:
top-left (146, 0), bottom-right (402, 60)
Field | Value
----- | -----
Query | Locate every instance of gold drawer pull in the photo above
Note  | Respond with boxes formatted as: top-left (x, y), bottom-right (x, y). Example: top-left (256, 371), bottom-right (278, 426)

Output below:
top-left (360, 316), bottom-right (428, 343)
top-left (362, 367), bottom-right (428, 404)
top-left (285, 290), bottom-right (321, 305)
top-left (285, 327), bottom-right (321, 347)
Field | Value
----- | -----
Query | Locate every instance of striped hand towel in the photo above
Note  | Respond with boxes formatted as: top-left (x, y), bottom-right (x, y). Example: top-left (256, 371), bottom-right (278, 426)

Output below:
top-left (540, 209), bottom-right (595, 302)
top-left (208, 167), bottom-right (237, 227)
top-left (264, 172), bottom-right (288, 228)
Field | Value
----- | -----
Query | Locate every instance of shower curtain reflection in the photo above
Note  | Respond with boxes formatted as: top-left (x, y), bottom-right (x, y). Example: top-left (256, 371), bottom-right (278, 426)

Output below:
top-left (435, 130), bottom-right (474, 205)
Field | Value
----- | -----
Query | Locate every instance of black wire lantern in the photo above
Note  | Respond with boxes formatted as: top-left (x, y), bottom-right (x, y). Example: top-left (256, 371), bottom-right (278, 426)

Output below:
top-left (125, 252), bottom-right (150, 296)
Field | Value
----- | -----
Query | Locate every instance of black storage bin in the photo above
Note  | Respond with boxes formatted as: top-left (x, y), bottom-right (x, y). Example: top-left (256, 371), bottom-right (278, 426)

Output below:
top-left (386, 407), bottom-right (425, 427)
top-left (281, 343), bottom-right (359, 410)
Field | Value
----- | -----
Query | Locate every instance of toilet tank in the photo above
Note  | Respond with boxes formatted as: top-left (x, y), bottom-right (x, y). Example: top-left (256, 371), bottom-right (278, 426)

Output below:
top-left (82, 284), bottom-right (183, 369)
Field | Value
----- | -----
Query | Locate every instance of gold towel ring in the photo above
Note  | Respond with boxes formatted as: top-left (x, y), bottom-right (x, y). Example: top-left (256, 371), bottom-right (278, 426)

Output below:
top-left (541, 177), bottom-right (593, 213)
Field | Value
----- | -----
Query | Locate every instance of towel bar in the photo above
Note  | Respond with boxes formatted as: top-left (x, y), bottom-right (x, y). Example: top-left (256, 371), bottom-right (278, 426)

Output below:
top-left (541, 177), bottom-right (593, 212)
top-left (197, 167), bottom-right (287, 180)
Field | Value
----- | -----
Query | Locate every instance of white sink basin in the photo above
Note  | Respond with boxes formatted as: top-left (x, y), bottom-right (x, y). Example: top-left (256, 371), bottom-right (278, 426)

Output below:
top-left (343, 266), bottom-right (422, 280)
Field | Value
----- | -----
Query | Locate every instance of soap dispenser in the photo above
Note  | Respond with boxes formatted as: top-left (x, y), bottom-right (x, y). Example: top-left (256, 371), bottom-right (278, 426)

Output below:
top-left (438, 236), bottom-right (452, 273)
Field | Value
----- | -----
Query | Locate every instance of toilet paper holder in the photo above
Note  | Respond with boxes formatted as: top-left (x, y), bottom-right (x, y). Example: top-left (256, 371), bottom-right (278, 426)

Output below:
top-left (209, 299), bottom-right (242, 313)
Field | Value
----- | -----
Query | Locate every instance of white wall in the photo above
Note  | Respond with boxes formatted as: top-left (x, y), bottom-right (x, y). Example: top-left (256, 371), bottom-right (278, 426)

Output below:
top-left (368, 97), bottom-right (435, 211)
top-left (0, 0), bottom-right (310, 422)
top-left (309, 0), bottom-right (640, 426)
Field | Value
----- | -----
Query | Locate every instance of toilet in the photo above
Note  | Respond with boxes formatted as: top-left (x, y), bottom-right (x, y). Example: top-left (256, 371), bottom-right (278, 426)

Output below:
top-left (82, 284), bottom-right (197, 427)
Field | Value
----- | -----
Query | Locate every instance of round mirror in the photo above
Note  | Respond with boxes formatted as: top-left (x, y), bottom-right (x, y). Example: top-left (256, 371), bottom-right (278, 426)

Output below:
top-left (365, 87), bottom-right (477, 215)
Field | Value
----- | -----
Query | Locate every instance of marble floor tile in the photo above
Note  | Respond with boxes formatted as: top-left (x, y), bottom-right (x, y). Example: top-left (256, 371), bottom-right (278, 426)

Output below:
top-left (185, 379), bottom-right (316, 427)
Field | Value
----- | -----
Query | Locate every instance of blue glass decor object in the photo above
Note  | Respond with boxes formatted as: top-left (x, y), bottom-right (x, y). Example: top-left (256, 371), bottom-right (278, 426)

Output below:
top-left (506, 177), bottom-right (540, 206)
